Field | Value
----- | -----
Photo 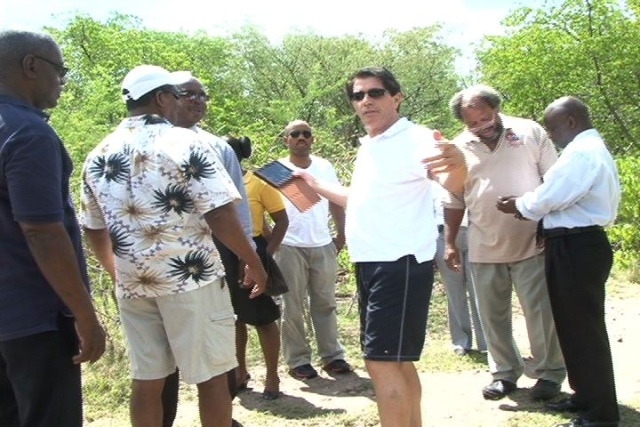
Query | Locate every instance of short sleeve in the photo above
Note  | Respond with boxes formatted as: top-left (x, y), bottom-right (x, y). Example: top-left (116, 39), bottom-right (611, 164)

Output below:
top-left (79, 167), bottom-right (107, 229)
top-left (259, 181), bottom-right (286, 214)
top-left (179, 143), bottom-right (240, 215)
top-left (409, 125), bottom-right (438, 179)
top-left (5, 134), bottom-right (64, 222)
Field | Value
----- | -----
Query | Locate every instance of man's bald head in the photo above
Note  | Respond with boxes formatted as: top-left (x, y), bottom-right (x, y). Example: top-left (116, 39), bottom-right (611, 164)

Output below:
top-left (283, 120), bottom-right (314, 159)
top-left (174, 73), bottom-right (209, 128)
top-left (543, 96), bottom-right (593, 148)
top-left (284, 120), bottom-right (311, 134)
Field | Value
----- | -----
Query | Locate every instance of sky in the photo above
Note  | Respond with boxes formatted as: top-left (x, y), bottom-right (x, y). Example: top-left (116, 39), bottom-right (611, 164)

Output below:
top-left (0, 0), bottom-right (545, 72)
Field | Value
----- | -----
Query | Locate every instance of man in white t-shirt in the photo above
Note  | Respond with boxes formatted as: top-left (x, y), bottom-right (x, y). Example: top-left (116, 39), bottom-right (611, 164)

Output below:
top-left (274, 120), bottom-right (352, 380)
top-left (291, 67), bottom-right (467, 427)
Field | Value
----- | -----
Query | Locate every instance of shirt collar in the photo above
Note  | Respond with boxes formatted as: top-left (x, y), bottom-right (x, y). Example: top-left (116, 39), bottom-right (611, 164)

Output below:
top-left (572, 128), bottom-right (600, 142)
top-left (0, 94), bottom-right (50, 121)
top-left (359, 117), bottom-right (411, 145)
top-left (121, 114), bottom-right (172, 128)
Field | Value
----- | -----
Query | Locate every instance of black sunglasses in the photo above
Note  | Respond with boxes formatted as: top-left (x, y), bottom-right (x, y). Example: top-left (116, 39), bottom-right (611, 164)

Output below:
top-left (33, 55), bottom-right (69, 78)
top-left (288, 130), bottom-right (312, 138)
top-left (350, 88), bottom-right (388, 101)
top-left (178, 90), bottom-right (210, 102)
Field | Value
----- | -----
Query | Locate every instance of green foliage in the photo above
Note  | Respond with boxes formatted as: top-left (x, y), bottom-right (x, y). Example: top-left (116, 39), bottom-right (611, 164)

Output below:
top-left (476, 0), bottom-right (640, 267)
top-left (477, 0), bottom-right (640, 155)
top-left (608, 156), bottom-right (640, 275)
top-left (48, 14), bottom-right (463, 193)
top-left (36, 5), bottom-right (640, 419)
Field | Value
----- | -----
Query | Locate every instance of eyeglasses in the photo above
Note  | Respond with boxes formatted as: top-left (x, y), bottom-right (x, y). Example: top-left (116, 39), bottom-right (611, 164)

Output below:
top-left (33, 55), bottom-right (69, 78)
top-left (468, 117), bottom-right (497, 134)
top-left (155, 85), bottom-right (182, 100)
top-left (288, 130), bottom-right (312, 139)
top-left (163, 89), bottom-right (180, 99)
top-left (178, 90), bottom-right (210, 102)
top-left (350, 88), bottom-right (388, 101)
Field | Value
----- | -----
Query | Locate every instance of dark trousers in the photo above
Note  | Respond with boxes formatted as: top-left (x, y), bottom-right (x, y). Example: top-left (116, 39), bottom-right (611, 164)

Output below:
top-left (544, 229), bottom-right (619, 422)
top-left (0, 316), bottom-right (82, 427)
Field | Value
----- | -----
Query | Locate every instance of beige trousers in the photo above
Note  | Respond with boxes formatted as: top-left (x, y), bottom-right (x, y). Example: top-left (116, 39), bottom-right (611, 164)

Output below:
top-left (471, 254), bottom-right (566, 384)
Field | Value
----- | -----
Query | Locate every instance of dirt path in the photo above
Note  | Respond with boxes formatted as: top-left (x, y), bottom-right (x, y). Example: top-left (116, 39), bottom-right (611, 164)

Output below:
top-left (102, 287), bottom-right (640, 427)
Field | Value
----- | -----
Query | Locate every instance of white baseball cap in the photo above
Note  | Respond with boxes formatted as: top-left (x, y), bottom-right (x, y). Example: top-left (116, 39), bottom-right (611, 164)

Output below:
top-left (121, 65), bottom-right (191, 101)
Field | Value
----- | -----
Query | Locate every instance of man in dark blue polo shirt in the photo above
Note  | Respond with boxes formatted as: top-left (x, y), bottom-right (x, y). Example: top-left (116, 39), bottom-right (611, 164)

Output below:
top-left (0, 30), bottom-right (105, 427)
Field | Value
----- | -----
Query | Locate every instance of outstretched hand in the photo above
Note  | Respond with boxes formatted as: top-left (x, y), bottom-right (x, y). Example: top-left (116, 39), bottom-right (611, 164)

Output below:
top-left (421, 130), bottom-right (465, 175)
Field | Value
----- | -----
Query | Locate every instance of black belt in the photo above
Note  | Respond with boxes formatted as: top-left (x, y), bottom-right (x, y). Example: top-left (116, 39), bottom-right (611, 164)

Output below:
top-left (541, 225), bottom-right (603, 239)
top-left (437, 224), bottom-right (444, 233)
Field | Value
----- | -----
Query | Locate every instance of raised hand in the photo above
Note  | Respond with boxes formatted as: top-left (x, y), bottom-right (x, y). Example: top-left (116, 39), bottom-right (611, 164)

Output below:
top-left (421, 129), bottom-right (466, 175)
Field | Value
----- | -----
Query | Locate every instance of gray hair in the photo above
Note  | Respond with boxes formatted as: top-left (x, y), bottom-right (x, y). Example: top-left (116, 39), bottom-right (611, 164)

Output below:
top-left (449, 84), bottom-right (502, 121)
top-left (0, 30), bottom-right (58, 79)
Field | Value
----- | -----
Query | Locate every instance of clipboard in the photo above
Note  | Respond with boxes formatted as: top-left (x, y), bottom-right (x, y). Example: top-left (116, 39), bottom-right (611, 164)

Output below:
top-left (254, 161), bottom-right (321, 212)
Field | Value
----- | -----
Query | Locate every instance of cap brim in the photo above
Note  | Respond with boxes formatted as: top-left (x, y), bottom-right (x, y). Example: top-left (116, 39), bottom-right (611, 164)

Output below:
top-left (168, 71), bottom-right (193, 86)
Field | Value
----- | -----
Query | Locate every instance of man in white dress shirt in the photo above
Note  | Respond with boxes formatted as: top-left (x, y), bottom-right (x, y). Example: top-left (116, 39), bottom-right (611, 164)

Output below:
top-left (497, 96), bottom-right (620, 427)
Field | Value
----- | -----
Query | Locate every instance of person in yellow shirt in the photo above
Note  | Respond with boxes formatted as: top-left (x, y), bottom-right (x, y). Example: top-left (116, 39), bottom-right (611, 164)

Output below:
top-left (224, 135), bottom-right (289, 400)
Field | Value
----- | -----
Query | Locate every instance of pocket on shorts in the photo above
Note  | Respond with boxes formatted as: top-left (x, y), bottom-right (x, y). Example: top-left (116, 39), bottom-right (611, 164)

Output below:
top-left (206, 311), bottom-right (236, 365)
top-left (209, 310), bottom-right (235, 324)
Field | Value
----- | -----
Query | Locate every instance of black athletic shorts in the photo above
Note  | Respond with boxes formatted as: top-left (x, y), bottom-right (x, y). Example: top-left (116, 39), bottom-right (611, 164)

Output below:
top-left (355, 255), bottom-right (434, 361)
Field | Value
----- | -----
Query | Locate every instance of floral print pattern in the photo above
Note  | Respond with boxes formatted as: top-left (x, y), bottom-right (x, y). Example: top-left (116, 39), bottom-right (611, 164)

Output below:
top-left (80, 115), bottom-right (240, 299)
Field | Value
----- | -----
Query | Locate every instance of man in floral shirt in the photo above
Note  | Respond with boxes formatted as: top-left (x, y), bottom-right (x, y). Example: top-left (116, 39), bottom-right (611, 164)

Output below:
top-left (443, 84), bottom-right (566, 402)
top-left (80, 65), bottom-right (266, 427)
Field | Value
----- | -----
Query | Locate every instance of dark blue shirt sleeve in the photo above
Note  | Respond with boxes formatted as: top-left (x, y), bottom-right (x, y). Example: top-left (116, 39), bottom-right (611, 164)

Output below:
top-left (5, 133), bottom-right (64, 223)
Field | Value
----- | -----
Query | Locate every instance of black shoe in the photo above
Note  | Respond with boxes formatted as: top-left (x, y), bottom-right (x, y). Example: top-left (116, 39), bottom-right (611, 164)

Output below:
top-left (556, 416), bottom-right (618, 427)
top-left (546, 397), bottom-right (584, 413)
top-left (231, 420), bottom-right (244, 427)
top-left (530, 379), bottom-right (561, 400)
top-left (482, 379), bottom-right (517, 400)
top-left (323, 359), bottom-right (353, 374)
top-left (289, 364), bottom-right (318, 379)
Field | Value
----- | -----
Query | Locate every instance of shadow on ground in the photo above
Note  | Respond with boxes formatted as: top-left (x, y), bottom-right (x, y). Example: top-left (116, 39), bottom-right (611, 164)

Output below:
top-left (234, 370), bottom-right (375, 420)
top-left (497, 389), bottom-right (640, 426)
top-left (235, 389), bottom-right (346, 419)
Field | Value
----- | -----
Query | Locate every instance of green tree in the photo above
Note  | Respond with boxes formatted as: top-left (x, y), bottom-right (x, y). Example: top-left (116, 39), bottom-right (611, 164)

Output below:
top-left (476, 0), bottom-right (640, 268)
top-left (48, 13), bottom-right (240, 167)
top-left (476, 0), bottom-right (640, 154)
top-left (229, 25), bottom-right (462, 177)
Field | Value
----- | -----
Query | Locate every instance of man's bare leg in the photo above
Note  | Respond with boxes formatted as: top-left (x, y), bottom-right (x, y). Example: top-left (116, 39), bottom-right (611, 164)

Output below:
top-left (402, 362), bottom-right (422, 427)
top-left (365, 360), bottom-right (422, 427)
top-left (197, 373), bottom-right (232, 427)
top-left (131, 378), bottom-right (165, 427)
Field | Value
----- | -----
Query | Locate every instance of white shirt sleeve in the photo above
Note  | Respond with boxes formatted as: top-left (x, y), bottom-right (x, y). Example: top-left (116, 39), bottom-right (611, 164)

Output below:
top-left (516, 149), bottom-right (596, 221)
